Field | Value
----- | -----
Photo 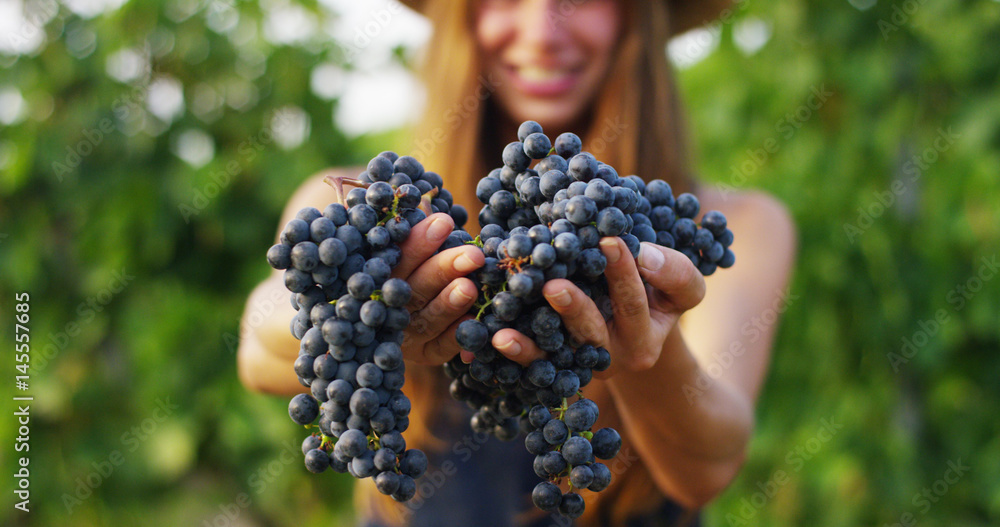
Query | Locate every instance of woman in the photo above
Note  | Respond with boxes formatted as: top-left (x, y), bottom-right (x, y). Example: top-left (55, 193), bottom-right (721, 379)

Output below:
top-left (238, 0), bottom-right (796, 525)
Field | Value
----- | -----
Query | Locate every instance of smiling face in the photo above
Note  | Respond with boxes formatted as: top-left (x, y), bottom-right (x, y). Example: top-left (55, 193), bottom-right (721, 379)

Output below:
top-left (475, 0), bottom-right (623, 132)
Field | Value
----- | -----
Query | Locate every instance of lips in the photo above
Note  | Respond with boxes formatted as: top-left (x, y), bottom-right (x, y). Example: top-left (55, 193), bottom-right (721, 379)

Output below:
top-left (505, 64), bottom-right (582, 97)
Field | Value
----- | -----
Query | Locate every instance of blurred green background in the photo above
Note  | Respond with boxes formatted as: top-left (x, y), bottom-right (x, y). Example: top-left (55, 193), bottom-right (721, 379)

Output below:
top-left (1, 0), bottom-right (998, 526)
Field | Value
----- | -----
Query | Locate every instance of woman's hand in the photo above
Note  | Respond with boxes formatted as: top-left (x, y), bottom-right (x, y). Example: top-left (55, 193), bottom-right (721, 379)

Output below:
top-left (484, 237), bottom-right (706, 375)
top-left (393, 213), bottom-right (485, 366)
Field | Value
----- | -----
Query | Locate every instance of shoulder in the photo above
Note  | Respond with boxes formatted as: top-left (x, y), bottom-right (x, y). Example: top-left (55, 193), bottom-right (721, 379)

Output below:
top-left (692, 185), bottom-right (798, 312)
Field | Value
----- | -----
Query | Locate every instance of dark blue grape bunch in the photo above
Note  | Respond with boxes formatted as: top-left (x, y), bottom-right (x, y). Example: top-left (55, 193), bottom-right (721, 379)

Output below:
top-left (267, 151), bottom-right (465, 502)
top-left (444, 120), bottom-right (736, 519)
top-left (526, 400), bottom-right (621, 517)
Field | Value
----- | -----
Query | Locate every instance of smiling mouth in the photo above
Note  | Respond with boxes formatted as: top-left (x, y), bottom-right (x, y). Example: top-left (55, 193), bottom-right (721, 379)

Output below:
top-left (505, 64), bottom-right (582, 96)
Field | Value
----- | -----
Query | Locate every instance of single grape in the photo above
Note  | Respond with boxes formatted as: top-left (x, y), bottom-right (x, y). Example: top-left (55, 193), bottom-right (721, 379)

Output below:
top-left (551, 370), bottom-right (581, 398)
top-left (569, 464), bottom-right (594, 489)
top-left (291, 242), bottom-right (320, 271)
top-left (304, 448), bottom-right (330, 473)
top-left (554, 132), bottom-right (582, 158)
top-left (282, 218), bottom-right (311, 245)
top-left (532, 481), bottom-right (562, 512)
top-left (456, 319), bottom-right (490, 352)
top-left (393, 156), bottom-right (424, 179)
top-left (523, 132), bottom-right (552, 159)
top-left (267, 244), bottom-right (292, 269)
top-left (392, 475), bottom-right (417, 502)
top-left (563, 400), bottom-right (598, 432)
top-left (288, 394), bottom-right (319, 425)
top-left (517, 120), bottom-right (544, 142)
top-left (503, 141), bottom-right (531, 172)
top-left (541, 450), bottom-right (568, 475)
top-left (542, 418), bottom-right (569, 445)
top-left (591, 427), bottom-right (622, 459)
top-left (675, 192), bottom-right (700, 218)
top-left (589, 462), bottom-right (612, 491)
top-left (559, 492), bottom-right (585, 519)
top-left (349, 387), bottom-right (379, 418)
top-left (398, 449), bottom-right (428, 479)
top-left (375, 470), bottom-right (401, 495)
top-left (565, 196), bottom-right (598, 225)
top-left (301, 434), bottom-right (322, 455)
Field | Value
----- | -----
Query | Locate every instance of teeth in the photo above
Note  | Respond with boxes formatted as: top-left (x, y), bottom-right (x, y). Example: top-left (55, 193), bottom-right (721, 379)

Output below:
top-left (517, 66), bottom-right (570, 83)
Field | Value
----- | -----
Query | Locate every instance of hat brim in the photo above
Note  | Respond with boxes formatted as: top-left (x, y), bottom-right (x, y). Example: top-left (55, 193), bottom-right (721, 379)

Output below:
top-left (398, 0), bottom-right (733, 36)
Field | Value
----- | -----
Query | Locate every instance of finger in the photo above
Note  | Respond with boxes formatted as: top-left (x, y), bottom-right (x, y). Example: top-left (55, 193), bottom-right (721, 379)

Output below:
top-left (391, 213), bottom-right (456, 280)
top-left (491, 328), bottom-right (548, 367)
top-left (459, 348), bottom-right (474, 364)
top-left (599, 237), bottom-right (654, 351)
top-left (636, 242), bottom-right (706, 311)
top-left (541, 279), bottom-right (610, 348)
top-left (420, 316), bottom-right (475, 366)
top-left (404, 245), bottom-right (484, 312)
top-left (405, 278), bottom-right (478, 363)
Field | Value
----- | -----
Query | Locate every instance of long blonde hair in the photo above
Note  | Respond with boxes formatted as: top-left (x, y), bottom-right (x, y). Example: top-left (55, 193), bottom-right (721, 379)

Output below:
top-left (358, 1), bottom-right (699, 525)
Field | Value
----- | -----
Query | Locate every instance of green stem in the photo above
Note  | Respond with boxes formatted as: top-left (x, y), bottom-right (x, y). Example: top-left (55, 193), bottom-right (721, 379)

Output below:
top-left (376, 193), bottom-right (401, 226)
top-left (475, 298), bottom-right (493, 320)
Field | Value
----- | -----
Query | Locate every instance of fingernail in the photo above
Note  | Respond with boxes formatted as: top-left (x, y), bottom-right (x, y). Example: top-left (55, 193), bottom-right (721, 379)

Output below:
top-left (546, 288), bottom-right (572, 307)
top-left (638, 243), bottom-right (664, 272)
top-left (600, 237), bottom-right (622, 264)
top-left (454, 252), bottom-right (480, 273)
top-left (427, 216), bottom-right (452, 241)
top-left (449, 286), bottom-right (474, 307)
top-left (496, 339), bottom-right (521, 357)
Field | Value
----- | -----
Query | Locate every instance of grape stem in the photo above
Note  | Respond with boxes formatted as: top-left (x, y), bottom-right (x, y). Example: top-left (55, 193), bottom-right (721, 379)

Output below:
top-left (474, 298), bottom-right (493, 321)
top-left (418, 187), bottom-right (439, 216)
top-left (473, 276), bottom-right (511, 320)
top-left (322, 174), bottom-right (368, 206)
top-left (498, 256), bottom-right (530, 273)
top-left (376, 194), bottom-right (401, 227)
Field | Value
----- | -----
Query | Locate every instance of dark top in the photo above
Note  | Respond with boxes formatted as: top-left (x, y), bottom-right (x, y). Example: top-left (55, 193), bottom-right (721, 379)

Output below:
top-left (359, 399), bottom-right (699, 527)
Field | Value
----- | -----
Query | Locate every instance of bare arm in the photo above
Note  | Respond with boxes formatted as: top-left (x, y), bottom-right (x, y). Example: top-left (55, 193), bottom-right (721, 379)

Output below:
top-left (237, 169), bottom-right (346, 395)
top-left (608, 191), bottom-right (796, 507)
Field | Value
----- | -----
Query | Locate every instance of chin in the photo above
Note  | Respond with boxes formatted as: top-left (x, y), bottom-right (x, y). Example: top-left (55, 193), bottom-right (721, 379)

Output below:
top-left (505, 100), bottom-right (582, 133)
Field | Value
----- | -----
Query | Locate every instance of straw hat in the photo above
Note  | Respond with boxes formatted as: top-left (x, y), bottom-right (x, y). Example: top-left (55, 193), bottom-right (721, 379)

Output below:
top-left (398, 0), bottom-right (734, 36)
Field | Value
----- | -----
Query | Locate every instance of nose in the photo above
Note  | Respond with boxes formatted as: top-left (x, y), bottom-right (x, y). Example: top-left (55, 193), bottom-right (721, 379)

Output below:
top-left (517, 0), bottom-right (570, 50)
